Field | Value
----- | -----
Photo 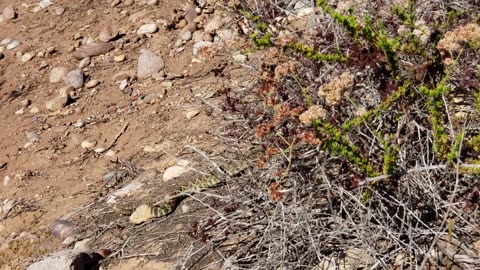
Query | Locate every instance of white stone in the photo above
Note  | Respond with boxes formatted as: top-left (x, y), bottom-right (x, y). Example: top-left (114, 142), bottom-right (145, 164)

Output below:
top-left (49, 67), bottom-right (68, 83)
top-left (136, 23), bottom-right (158, 35)
top-left (137, 49), bottom-right (164, 79)
top-left (163, 165), bottom-right (189, 181)
top-left (6, 40), bottom-right (20, 50)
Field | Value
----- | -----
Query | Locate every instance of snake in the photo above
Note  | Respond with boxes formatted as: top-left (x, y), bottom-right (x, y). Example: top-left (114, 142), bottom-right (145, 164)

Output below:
top-left (129, 161), bottom-right (249, 224)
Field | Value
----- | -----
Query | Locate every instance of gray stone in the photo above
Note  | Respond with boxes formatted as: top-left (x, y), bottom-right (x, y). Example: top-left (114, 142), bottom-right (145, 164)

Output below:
top-left (26, 249), bottom-right (103, 270)
top-left (72, 42), bottom-right (114, 59)
top-left (64, 69), bottom-right (84, 89)
top-left (21, 53), bottom-right (34, 63)
top-left (137, 49), bottom-right (164, 79)
top-left (180, 30), bottom-right (192, 41)
top-left (55, 6), bottom-right (65, 15)
top-left (0, 38), bottom-right (11, 45)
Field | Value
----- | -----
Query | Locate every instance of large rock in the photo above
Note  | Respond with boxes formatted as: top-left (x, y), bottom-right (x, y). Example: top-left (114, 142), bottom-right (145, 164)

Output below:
top-left (26, 249), bottom-right (104, 270)
top-left (2, 5), bottom-right (16, 20)
top-left (137, 49), bottom-right (164, 79)
top-left (72, 42), bottom-right (114, 59)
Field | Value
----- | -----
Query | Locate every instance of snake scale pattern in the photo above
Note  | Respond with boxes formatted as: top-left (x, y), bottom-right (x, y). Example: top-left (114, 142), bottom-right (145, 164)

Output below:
top-left (129, 161), bottom-right (249, 224)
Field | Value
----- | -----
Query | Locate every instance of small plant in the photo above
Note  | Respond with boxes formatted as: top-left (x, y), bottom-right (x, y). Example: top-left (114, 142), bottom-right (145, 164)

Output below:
top-left (288, 42), bottom-right (348, 62)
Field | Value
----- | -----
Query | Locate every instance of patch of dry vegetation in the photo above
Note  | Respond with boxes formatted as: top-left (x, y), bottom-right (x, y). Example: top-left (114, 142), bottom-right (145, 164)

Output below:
top-left (206, 0), bottom-right (480, 269)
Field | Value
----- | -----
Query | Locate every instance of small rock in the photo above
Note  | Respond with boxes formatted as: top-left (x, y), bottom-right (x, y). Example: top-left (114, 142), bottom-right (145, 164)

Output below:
top-left (0, 38), bottom-right (11, 45)
top-left (49, 219), bottom-right (77, 241)
top-left (119, 79), bottom-right (128, 90)
top-left (181, 204), bottom-right (190, 213)
top-left (147, 0), bottom-right (158, 5)
top-left (85, 79), bottom-right (99, 89)
top-left (99, 24), bottom-right (118, 42)
top-left (205, 15), bottom-right (223, 34)
top-left (142, 94), bottom-right (157, 104)
top-left (180, 30), bottom-right (192, 41)
top-left (102, 170), bottom-right (127, 182)
top-left (137, 49), bottom-right (164, 79)
top-left (73, 120), bottom-right (84, 128)
top-left (81, 140), bottom-right (96, 149)
top-left (107, 181), bottom-right (143, 204)
top-left (46, 46), bottom-right (56, 54)
top-left (111, 0), bottom-right (121, 7)
top-left (186, 109), bottom-right (200, 119)
top-left (49, 67), bottom-right (69, 83)
top-left (21, 53), bottom-right (34, 63)
top-left (129, 204), bottom-right (153, 224)
top-left (78, 57), bottom-right (91, 68)
top-left (124, 0), bottom-right (135, 5)
top-left (64, 69), bottom-right (84, 89)
top-left (232, 52), bottom-right (247, 62)
top-left (39, 0), bottom-right (53, 9)
top-left (192, 41), bottom-right (213, 56)
top-left (163, 165), bottom-right (189, 181)
top-left (114, 54), bottom-right (126, 62)
top-left (45, 94), bottom-right (69, 112)
top-left (113, 71), bottom-right (131, 81)
top-left (29, 107), bottom-right (39, 114)
top-left (72, 42), bottom-right (114, 60)
top-left (20, 99), bottom-right (30, 108)
top-left (137, 23), bottom-right (158, 35)
top-left (174, 39), bottom-right (184, 47)
top-left (2, 6), bottom-right (16, 20)
top-left (25, 131), bottom-right (40, 143)
top-left (71, 134), bottom-right (84, 146)
top-left (55, 6), bottom-right (65, 15)
top-left (6, 40), bottom-right (20, 50)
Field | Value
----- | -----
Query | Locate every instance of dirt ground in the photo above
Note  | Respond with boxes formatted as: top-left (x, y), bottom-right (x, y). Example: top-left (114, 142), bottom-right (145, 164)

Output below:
top-left (0, 0), bottom-right (256, 268)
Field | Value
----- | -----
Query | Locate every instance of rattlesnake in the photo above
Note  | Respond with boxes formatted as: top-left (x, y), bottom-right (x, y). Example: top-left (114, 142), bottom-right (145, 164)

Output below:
top-left (129, 161), bottom-right (248, 224)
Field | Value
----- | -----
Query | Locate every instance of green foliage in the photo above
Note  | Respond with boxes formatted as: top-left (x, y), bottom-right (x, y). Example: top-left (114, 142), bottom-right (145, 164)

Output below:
top-left (419, 79), bottom-right (451, 159)
top-left (376, 29), bottom-right (401, 77)
top-left (447, 130), bottom-right (464, 165)
top-left (250, 32), bottom-right (272, 48)
top-left (392, 0), bottom-right (416, 29)
top-left (288, 42), bottom-right (348, 62)
top-left (315, 119), bottom-right (378, 176)
top-left (317, 0), bottom-right (360, 39)
top-left (380, 134), bottom-right (399, 174)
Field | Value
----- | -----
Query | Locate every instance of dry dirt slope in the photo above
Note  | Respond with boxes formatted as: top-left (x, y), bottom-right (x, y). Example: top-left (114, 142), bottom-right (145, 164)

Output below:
top-left (0, 0), bottom-right (254, 268)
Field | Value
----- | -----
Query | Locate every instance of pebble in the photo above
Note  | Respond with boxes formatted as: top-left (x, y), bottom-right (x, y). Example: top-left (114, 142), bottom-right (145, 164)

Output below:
top-left (64, 69), bottom-right (84, 89)
top-left (129, 204), bottom-right (153, 224)
top-left (118, 79), bottom-right (128, 90)
top-left (102, 170), bottom-right (127, 182)
top-left (2, 5), bottom-right (16, 20)
top-left (46, 46), bottom-right (56, 54)
top-left (39, 0), bottom-right (53, 9)
top-left (205, 15), bottom-right (223, 34)
top-left (163, 165), bottom-right (189, 181)
top-left (180, 30), bottom-right (192, 41)
top-left (137, 49), bottom-right (165, 79)
top-left (136, 23), bottom-right (158, 35)
top-left (6, 40), bottom-right (20, 50)
top-left (55, 6), bottom-right (65, 15)
top-left (50, 67), bottom-right (68, 83)
top-left (72, 42), bottom-right (114, 60)
top-left (45, 93), bottom-right (69, 112)
top-left (81, 140), bottom-right (96, 149)
top-left (192, 41), bottom-right (213, 56)
top-left (142, 94), bottom-right (157, 104)
top-left (25, 131), bottom-right (40, 143)
top-left (114, 54), bottom-right (126, 62)
top-left (111, 0), bottom-right (121, 7)
top-left (99, 24), bottom-right (118, 42)
top-left (21, 53), bottom-right (34, 63)
top-left (29, 107), bottom-right (39, 114)
top-left (85, 79), bottom-right (99, 88)
top-left (78, 57), bottom-right (91, 68)
top-left (124, 0), bottom-right (135, 5)
top-left (71, 134), bottom-right (84, 146)
top-left (181, 204), bottom-right (190, 213)
top-left (49, 219), bottom-right (77, 241)
top-left (186, 109), bottom-right (200, 119)
top-left (147, 0), bottom-right (158, 5)
top-left (0, 38), bottom-right (11, 45)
